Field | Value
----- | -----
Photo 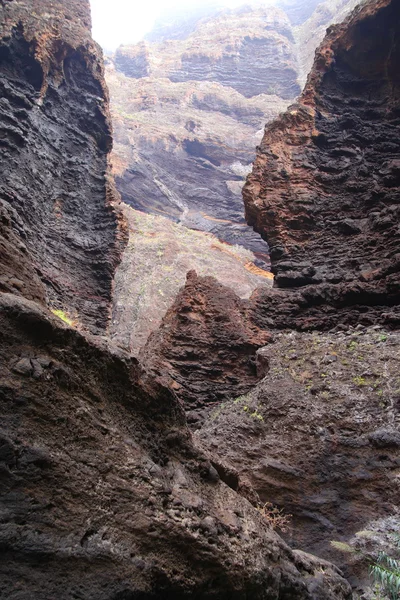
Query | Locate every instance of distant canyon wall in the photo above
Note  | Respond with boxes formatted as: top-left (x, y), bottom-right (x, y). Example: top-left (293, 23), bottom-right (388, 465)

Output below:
top-left (106, 0), bottom-right (357, 264)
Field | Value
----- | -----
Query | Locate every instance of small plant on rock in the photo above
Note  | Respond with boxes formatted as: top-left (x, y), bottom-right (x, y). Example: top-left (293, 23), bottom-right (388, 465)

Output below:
top-left (370, 552), bottom-right (400, 600)
top-left (257, 502), bottom-right (291, 532)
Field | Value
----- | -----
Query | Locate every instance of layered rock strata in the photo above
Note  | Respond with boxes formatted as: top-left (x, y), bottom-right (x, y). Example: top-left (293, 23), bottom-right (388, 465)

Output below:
top-left (0, 1), bottom-right (353, 597)
top-left (244, 0), bottom-right (400, 300)
top-left (107, 0), bottom-right (357, 267)
top-left (0, 0), bottom-right (126, 333)
top-left (140, 1), bottom-right (400, 590)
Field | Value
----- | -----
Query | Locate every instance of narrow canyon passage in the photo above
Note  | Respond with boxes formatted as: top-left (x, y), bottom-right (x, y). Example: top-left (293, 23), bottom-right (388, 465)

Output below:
top-left (0, 0), bottom-right (399, 598)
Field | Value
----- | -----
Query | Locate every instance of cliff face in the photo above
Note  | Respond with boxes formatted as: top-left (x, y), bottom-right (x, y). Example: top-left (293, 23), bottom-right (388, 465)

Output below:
top-left (196, 326), bottom-right (400, 568)
top-left (244, 0), bottom-right (400, 303)
top-left (107, 0), bottom-right (357, 271)
top-left (0, 1), bottom-right (354, 597)
top-left (1, 292), bottom-right (354, 600)
top-left (139, 1), bottom-right (400, 590)
top-left (108, 4), bottom-right (299, 264)
top-left (115, 7), bottom-right (300, 99)
top-left (0, 0), bottom-right (126, 333)
top-left (107, 3), bottom-right (299, 264)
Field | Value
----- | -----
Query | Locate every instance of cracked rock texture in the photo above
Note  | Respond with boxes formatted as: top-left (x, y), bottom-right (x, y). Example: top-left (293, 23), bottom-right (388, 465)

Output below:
top-left (0, 0), bottom-right (126, 334)
top-left (140, 2), bottom-right (400, 592)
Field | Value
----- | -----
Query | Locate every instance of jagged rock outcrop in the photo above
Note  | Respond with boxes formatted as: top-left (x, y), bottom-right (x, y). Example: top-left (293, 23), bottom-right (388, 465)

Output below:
top-left (140, 271), bottom-right (272, 426)
top-left (244, 0), bottom-right (400, 304)
top-left (0, 1), bottom-right (353, 597)
top-left (294, 0), bottom-right (360, 86)
top-left (110, 205), bottom-right (273, 357)
top-left (0, 0), bottom-right (126, 333)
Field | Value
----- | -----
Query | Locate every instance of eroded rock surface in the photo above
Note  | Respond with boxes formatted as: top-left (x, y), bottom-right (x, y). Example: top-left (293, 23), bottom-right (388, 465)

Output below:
top-left (0, 0), bottom-right (126, 333)
top-left (244, 0), bottom-right (400, 302)
top-left (140, 271), bottom-right (272, 427)
top-left (195, 327), bottom-right (400, 588)
top-left (0, 293), bottom-right (352, 599)
top-left (0, 1), bottom-right (353, 598)
top-left (139, 2), bottom-right (400, 593)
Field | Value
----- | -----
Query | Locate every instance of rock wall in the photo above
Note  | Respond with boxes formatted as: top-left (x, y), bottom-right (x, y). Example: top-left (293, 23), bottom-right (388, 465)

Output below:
top-left (244, 0), bottom-right (400, 303)
top-left (195, 327), bottom-right (400, 579)
top-left (108, 2), bottom-right (300, 264)
top-left (107, 0), bottom-right (357, 268)
top-left (0, 0), bottom-right (126, 333)
top-left (0, 1), bottom-right (353, 597)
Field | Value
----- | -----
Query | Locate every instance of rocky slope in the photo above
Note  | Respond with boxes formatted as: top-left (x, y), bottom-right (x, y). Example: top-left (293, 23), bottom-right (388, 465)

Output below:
top-left (0, 0), bottom-right (127, 334)
top-left (107, 0), bottom-right (359, 347)
top-left (110, 205), bottom-right (272, 356)
top-left (195, 326), bottom-right (400, 583)
top-left (1, 292), bottom-right (353, 600)
top-left (140, 271), bottom-right (273, 428)
top-left (0, 1), bottom-right (353, 597)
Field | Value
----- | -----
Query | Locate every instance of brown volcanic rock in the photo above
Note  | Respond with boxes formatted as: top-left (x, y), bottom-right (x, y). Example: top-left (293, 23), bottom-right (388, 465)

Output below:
top-left (0, 292), bottom-right (352, 600)
top-left (0, 0), bottom-right (127, 333)
top-left (243, 0), bottom-right (400, 300)
top-left (0, 2), bottom-right (354, 597)
top-left (196, 327), bottom-right (400, 588)
top-left (108, 0), bottom-right (358, 264)
top-left (140, 271), bottom-right (272, 426)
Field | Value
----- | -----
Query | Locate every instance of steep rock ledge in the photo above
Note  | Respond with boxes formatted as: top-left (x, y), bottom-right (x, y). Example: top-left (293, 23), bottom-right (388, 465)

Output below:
top-left (0, 0), bottom-right (126, 333)
top-left (243, 0), bottom-right (400, 303)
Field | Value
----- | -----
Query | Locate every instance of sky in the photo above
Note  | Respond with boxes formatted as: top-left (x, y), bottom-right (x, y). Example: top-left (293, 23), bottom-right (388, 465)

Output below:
top-left (90, 0), bottom-right (270, 51)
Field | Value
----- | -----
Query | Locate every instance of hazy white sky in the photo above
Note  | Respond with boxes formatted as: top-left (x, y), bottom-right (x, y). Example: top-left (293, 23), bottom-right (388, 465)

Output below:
top-left (90, 0), bottom-right (270, 50)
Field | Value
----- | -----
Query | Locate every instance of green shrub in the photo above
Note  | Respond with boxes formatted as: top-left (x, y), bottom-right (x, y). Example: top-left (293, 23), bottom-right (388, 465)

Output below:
top-left (370, 552), bottom-right (400, 600)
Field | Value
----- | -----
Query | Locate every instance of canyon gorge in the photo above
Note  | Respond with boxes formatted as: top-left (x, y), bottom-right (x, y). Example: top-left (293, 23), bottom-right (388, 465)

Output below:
top-left (0, 0), bottom-right (399, 599)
